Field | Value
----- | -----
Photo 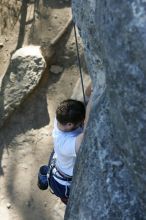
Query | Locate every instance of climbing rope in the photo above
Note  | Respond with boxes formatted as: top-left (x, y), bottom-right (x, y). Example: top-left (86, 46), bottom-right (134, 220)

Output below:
top-left (73, 23), bottom-right (86, 106)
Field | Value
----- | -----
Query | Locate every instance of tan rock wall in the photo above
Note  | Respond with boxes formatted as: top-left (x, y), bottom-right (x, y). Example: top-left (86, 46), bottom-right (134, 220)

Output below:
top-left (0, 0), bottom-right (21, 35)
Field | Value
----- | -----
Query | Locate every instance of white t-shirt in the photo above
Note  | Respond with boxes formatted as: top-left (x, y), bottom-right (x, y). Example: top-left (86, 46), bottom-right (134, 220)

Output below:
top-left (52, 118), bottom-right (83, 185)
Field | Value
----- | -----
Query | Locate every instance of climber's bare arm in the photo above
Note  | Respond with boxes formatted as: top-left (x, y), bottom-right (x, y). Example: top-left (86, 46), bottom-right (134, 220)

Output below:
top-left (75, 93), bottom-right (92, 153)
top-left (75, 133), bottom-right (84, 153)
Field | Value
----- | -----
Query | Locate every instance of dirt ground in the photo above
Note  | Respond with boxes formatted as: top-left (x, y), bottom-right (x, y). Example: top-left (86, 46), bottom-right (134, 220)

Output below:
top-left (0, 1), bottom-right (88, 220)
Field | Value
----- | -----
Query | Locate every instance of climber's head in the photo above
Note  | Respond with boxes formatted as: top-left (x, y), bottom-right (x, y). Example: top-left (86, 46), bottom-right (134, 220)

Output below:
top-left (56, 99), bottom-right (85, 131)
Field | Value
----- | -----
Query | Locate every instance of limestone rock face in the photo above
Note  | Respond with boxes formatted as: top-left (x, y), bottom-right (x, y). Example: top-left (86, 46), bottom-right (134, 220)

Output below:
top-left (65, 0), bottom-right (146, 219)
top-left (0, 46), bottom-right (46, 128)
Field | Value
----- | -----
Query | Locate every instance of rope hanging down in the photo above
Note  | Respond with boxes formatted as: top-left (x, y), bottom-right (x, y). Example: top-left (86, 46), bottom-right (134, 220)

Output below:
top-left (73, 23), bottom-right (86, 106)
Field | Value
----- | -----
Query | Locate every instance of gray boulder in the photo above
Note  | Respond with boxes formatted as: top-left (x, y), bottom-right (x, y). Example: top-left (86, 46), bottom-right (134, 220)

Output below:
top-left (0, 46), bottom-right (46, 128)
top-left (65, 0), bottom-right (146, 219)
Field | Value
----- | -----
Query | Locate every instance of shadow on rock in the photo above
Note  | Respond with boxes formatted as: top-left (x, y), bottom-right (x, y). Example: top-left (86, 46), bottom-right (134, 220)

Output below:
top-left (0, 67), bottom-right (50, 175)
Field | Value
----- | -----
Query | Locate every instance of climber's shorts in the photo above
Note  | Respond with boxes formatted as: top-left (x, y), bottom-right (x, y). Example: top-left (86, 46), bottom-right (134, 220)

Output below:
top-left (49, 172), bottom-right (70, 200)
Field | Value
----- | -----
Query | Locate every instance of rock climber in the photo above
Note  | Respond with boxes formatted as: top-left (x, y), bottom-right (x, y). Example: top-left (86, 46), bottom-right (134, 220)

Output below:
top-left (48, 83), bottom-right (93, 205)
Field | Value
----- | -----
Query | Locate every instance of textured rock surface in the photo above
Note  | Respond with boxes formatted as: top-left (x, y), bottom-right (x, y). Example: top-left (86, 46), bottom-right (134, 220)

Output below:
top-left (50, 65), bottom-right (63, 74)
top-left (0, 46), bottom-right (46, 128)
top-left (71, 74), bottom-right (91, 102)
top-left (0, 0), bottom-right (21, 36)
top-left (65, 0), bottom-right (146, 219)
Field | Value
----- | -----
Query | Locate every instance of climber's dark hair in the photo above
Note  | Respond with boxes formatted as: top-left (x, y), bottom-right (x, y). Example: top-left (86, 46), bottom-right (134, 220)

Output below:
top-left (56, 99), bottom-right (85, 125)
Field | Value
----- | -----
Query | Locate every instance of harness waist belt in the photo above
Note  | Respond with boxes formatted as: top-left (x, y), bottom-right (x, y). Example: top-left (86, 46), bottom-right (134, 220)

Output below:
top-left (52, 166), bottom-right (72, 182)
top-left (56, 166), bottom-right (72, 179)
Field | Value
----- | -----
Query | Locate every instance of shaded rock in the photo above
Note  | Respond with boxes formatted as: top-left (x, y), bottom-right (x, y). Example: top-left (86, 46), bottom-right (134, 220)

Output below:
top-left (50, 65), bottom-right (63, 74)
top-left (54, 15), bottom-right (58, 19)
top-left (71, 74), bottom-right (91, 103)
top-left (0, 46), bottom-right (46, 128)
top-left (64, 56), bottom-right (70, 60)
top-left (6, 203), bottom-right (11, 209)
top-left (26, 201), bottom-right (31, 207)
top-left (0, 1), bottom-right (20, 36)
top-left (0, 43), bottom-right (4, 48)
top-left (44, 202), bottom-right (47, 207)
